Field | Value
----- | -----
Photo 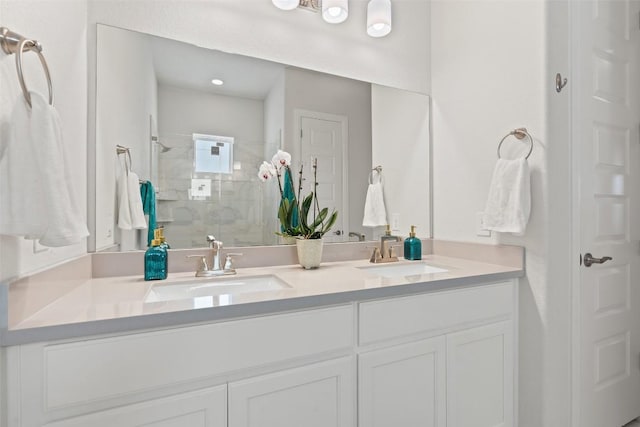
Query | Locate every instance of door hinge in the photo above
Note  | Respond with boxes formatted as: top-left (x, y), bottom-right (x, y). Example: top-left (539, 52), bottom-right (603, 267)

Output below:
top-left (300, 129), bottom-right (303, 139)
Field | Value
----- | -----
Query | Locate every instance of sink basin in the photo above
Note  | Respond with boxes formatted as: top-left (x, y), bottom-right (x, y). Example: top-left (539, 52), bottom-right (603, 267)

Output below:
top-left (145, 275), bottom-right (290, 303)
top-left (359, 262), bottom-right (448, 279)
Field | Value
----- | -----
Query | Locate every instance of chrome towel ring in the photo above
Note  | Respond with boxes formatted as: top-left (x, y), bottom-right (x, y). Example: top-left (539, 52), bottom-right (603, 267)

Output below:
top-left (497, 128), bottom-right (533, 160)
top-left (0, 27), bottom-right (53, 108)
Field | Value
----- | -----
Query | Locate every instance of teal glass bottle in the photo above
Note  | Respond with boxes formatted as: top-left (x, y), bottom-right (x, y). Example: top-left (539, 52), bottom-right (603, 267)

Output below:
top-left (144, 229), bottom-right (168, 281)
top-left (404, 225), bottom-right (422, 261)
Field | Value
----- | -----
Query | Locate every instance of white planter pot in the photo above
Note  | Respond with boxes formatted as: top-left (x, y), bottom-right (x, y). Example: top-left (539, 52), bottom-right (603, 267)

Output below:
top-left (295, 238), bottom-right (324, 269)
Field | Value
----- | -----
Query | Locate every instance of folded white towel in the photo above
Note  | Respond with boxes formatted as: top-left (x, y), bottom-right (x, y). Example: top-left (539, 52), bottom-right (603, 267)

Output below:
top-left (117, 162), bottom-right (147, 230)
top-left (128, 172), bottom-right (147, 229)
top-left (0, 92), bottom-right (47, 238)
top-left (0, 91), bottom-right (89, 246)
top-left (362, 171), bottom-right (387, 227)
top-left (117, 167), bottom-right (132, 230)
top-left (482, 157), bottom-right (531, 234)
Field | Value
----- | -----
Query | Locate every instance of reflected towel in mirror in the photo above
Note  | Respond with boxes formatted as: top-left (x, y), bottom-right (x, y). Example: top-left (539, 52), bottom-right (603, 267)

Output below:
top-left (362, 170), bottom-right (387, 227)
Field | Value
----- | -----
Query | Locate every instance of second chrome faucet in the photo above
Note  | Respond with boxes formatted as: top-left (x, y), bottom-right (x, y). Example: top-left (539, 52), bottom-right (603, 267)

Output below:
top-left (369, 226), bottom-right (402, 263)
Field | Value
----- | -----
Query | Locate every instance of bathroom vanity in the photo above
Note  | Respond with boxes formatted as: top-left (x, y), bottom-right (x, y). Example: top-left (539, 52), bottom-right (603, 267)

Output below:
top-left (2, 241), bottom-right (522, 427)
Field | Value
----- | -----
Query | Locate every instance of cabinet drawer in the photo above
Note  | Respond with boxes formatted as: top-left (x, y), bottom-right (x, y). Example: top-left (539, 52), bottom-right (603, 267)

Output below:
top-left (44, 385), bottom-right (227, 427)
top-left (359, 282), bottom-right (513, 346)
top-left (20, 305), bottom-right (353, 414)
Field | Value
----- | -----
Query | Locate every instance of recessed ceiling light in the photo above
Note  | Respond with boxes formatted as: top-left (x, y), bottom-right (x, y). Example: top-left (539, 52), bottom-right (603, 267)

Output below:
top-left (211, 79), bottom-right (224, 86)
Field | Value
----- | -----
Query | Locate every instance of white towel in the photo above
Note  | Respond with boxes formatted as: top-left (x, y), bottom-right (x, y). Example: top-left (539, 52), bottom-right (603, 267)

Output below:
top-left (0, 91), bottom-right (89, 246)
top-left (362, 171), bottom-right (387, 227)
top-left (117, 161), bottom-right (147, 230)
top-left (482, 157), bottom-right (531, 234)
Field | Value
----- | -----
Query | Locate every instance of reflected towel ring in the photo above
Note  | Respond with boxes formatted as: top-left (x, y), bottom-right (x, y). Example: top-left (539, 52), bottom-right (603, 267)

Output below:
top-left (369, 165), bottom-right (383, 184)
top-left (16, 38), bottom-right (53, 108)
top-left (497, 128), bottom-right (533, 160)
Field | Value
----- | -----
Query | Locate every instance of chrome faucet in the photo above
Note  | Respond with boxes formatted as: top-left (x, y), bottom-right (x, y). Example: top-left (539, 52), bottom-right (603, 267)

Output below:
top-left (369, 225), bottom-right (402, 263)
top-left (207, 235), bottom-right (223, 271)
top-left (186, 235), bottom-right (242, 277)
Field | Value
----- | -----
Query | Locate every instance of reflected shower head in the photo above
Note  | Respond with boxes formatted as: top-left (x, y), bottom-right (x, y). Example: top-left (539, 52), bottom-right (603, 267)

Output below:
top-left (151, 136), bottom-right (172, 153)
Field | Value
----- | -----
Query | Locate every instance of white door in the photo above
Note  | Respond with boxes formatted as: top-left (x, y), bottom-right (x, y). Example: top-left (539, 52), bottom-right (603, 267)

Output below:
top-left (573, 1), bottom-right (640, 426)
top-left (446, 321), bottom-right (513, 427)
top-left (359, 336), bottom-right (446, 427)
top-left (44, 386), bottom-right (227, 427)
top-left (228, 357), bottom-right (355, 427)
top-left (296, 110), bottom-right (348, 243)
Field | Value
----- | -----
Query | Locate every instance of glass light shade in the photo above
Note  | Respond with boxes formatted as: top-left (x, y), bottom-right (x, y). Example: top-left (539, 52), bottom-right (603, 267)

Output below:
top-left (322, 0), bottom-right (348, 24)
top-left (272, 0), bottom-right (300, 11)
top-left (367, 0), bottom-right (392, 37)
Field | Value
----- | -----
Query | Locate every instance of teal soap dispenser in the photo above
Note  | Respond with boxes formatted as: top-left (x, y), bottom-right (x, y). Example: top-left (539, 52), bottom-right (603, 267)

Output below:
top-left (404, 225), bottom-right (422, 261)
top-left (144, 228), bottom-right (168, 281)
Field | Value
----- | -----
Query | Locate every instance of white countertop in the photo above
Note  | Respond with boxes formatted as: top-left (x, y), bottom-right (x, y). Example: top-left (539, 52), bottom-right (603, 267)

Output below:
top-left (5, 253), bottom-right (523, 345)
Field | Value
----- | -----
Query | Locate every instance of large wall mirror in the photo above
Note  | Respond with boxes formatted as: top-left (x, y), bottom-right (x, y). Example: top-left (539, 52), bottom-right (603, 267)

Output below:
top-left (93, 24), bottom-right (429, 252)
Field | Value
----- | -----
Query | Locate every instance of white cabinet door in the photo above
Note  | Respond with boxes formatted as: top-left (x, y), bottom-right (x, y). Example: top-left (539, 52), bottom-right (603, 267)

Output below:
top-left (44, 385), bottom-right (227, 427)
top-left (446, 321), bottom-right (514, 427)
top-left (359, 336), bottom-right (446, 427)
top-left (228, 357), bottom-right (355, 427)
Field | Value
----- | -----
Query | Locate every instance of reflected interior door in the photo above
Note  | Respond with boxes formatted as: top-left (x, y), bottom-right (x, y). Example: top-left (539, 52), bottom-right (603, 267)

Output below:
top-left (297, 110), bottom-right (348, 243)
top-left (575, 1), bottom-right (640, 426)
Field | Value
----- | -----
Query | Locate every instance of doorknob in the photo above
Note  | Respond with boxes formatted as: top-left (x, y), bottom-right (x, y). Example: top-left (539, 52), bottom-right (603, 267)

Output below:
top-left (334, 230), bottom-right (342, 236)
top-left (583, 253), bottom-right (613, 267)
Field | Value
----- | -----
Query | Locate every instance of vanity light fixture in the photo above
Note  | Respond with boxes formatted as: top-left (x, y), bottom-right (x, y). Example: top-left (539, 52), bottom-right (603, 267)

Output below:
top-left (322, 0), bottom-right (348, 24)
top-left (211, 78), bottom-right (224, 86)
top-left (367, 0), bottom-right (392, 38)
top-left (271, 0), bottom-right (392, 37)
top-left (272, 0), bottom-right (319, 11)
top-left (272, 0), bottom-right (301, 11)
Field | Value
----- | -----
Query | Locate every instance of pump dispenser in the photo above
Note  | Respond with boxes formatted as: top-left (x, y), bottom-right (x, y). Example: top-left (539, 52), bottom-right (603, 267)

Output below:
top-left (404, 225), bottom-right (422, 260)
top-left (144, 228), bottom-right (168, 281)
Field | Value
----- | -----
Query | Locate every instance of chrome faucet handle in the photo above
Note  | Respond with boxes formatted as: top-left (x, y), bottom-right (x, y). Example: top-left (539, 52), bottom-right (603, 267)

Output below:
top-left (366, 246), bottom-right (382, 263)
top-left (186, 254), bottom-right (209, 273)
top-left (224, 253), bottom-right (243, 270)
top-left (388, 244), bottom-right (401, 259)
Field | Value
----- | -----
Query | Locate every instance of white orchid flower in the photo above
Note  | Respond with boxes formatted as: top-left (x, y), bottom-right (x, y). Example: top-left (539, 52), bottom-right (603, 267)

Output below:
top-left (271, 150), bottom-right (292, 169)
top-left (258, 161), bottom-right (276, 182)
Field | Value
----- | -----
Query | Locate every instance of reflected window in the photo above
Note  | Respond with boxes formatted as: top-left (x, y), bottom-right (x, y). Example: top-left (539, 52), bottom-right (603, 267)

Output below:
top-left (193, 133), bottom-right (234, 174)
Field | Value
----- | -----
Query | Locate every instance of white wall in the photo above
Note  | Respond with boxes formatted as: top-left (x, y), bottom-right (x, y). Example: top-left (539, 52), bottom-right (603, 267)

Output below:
top-left (431, 1), bottom-right (571, 426)
top-left (283, 67), bottom-right (372, 239)
top-left (95, 24), bottom-right (158, 251)
top-left (372, 84), bottom-right (430, 239)
top-left (87, 0), bottom-right (430, 94)
top-left (0, 0), bottom-right (88, 282)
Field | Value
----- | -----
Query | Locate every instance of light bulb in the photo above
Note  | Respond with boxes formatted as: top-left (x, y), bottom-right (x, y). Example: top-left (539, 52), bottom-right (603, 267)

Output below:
top-left (322, 0), bottom-right (348, 24)
top-left (272, 0), bottom-right (299, 11)
top-left (367, 0), bottom-right (392, 37)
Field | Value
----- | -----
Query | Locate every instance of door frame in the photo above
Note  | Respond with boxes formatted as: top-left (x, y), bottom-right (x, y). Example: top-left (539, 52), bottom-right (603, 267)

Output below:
top-left (293, 109), bottom-right (349, 241)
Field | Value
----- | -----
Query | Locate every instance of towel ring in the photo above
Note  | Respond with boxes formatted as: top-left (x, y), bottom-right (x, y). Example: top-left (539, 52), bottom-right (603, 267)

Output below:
top-left (497, 128), bottom-right (533, 160)
top-left (16, 38), bottom-right (54, 108)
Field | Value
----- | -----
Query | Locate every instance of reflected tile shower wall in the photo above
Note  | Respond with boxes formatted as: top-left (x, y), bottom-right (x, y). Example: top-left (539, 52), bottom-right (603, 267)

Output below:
top-left (156, 134), bottom-right (272, 249)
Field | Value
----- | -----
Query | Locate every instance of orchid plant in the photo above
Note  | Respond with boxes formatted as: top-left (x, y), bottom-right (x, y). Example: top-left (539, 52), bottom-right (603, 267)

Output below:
top-left (259, 150), bottom-right (338, 240)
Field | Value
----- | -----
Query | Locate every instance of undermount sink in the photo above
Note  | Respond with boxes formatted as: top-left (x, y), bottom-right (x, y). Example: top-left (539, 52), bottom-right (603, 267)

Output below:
top-left (359, 262), bottom-right (448, 279)
top-left (145, 275), bottom-right (290, 303)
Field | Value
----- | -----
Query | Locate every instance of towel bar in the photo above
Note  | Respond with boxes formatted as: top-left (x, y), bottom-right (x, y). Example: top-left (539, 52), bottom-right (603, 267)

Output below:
top-left (0, 27), bottom-right (53, 108)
